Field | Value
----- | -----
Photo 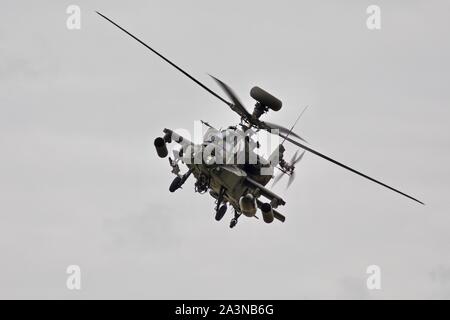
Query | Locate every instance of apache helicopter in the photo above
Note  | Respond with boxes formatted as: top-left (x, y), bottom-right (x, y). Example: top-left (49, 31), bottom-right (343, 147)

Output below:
top-left (97, 12), bottom-right (424, 228)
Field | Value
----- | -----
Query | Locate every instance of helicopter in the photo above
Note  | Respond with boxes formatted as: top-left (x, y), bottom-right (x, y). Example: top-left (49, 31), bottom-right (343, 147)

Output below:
top-left (96, 11), bottom-right (424, 229)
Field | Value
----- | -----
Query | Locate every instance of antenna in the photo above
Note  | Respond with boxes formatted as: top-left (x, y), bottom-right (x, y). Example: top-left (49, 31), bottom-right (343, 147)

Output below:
top-left (281, 105), bottom-right (308, 145)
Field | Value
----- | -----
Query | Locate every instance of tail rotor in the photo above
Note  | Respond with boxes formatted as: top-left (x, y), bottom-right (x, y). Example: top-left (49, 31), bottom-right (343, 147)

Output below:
top-left (272, 150), bottom-right (305, 188)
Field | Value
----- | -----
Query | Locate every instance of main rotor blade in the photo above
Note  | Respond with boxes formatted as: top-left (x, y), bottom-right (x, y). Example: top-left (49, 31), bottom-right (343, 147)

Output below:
top-left (209, 75), bottom-right (253, 120)
top-left (263, 121), bottom-right (306, 142)
top-left (96, 11), bottom-right (232, 107)
top-left (272, 172), bottom-right (284, 187)
top-left (287, 172), bottom-right (296, 188)
top-left (278, 133), bottom-right (424, 205)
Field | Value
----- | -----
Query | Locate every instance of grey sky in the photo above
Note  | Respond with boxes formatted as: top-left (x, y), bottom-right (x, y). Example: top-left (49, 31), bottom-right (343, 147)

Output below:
top-left (0, 0), bottom-right (449, 299)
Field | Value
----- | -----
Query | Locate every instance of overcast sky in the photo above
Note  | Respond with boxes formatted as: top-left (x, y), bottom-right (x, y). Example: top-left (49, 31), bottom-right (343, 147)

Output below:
top-left (1, 0), bottom-right (449, 299)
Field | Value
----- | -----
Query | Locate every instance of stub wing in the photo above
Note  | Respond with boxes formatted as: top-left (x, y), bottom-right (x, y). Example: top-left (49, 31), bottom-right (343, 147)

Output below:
top-left (245, 176), bottom-right (286, 207)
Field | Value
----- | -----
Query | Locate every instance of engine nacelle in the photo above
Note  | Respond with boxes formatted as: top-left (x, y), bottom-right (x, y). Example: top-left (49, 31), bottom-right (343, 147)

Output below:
top-left (250, 86), bottom-right (282, 111)
top-left (154, 137), bottom-right (168, 158)
top-left (239, 194), bottom-right (257, 217)
top-left (260, 203), bottom-right (274, 224)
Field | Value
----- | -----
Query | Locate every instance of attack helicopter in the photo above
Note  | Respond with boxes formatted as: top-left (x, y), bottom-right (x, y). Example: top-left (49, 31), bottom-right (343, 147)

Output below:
top-left (97, 12), bottom-right (424, 228)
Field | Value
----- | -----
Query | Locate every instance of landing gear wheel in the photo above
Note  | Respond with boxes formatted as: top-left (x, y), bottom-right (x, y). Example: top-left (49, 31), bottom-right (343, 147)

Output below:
top-left (229, 218), bottom-right (237, 229)
top-left (215, 204), bottom-right (227, 221)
